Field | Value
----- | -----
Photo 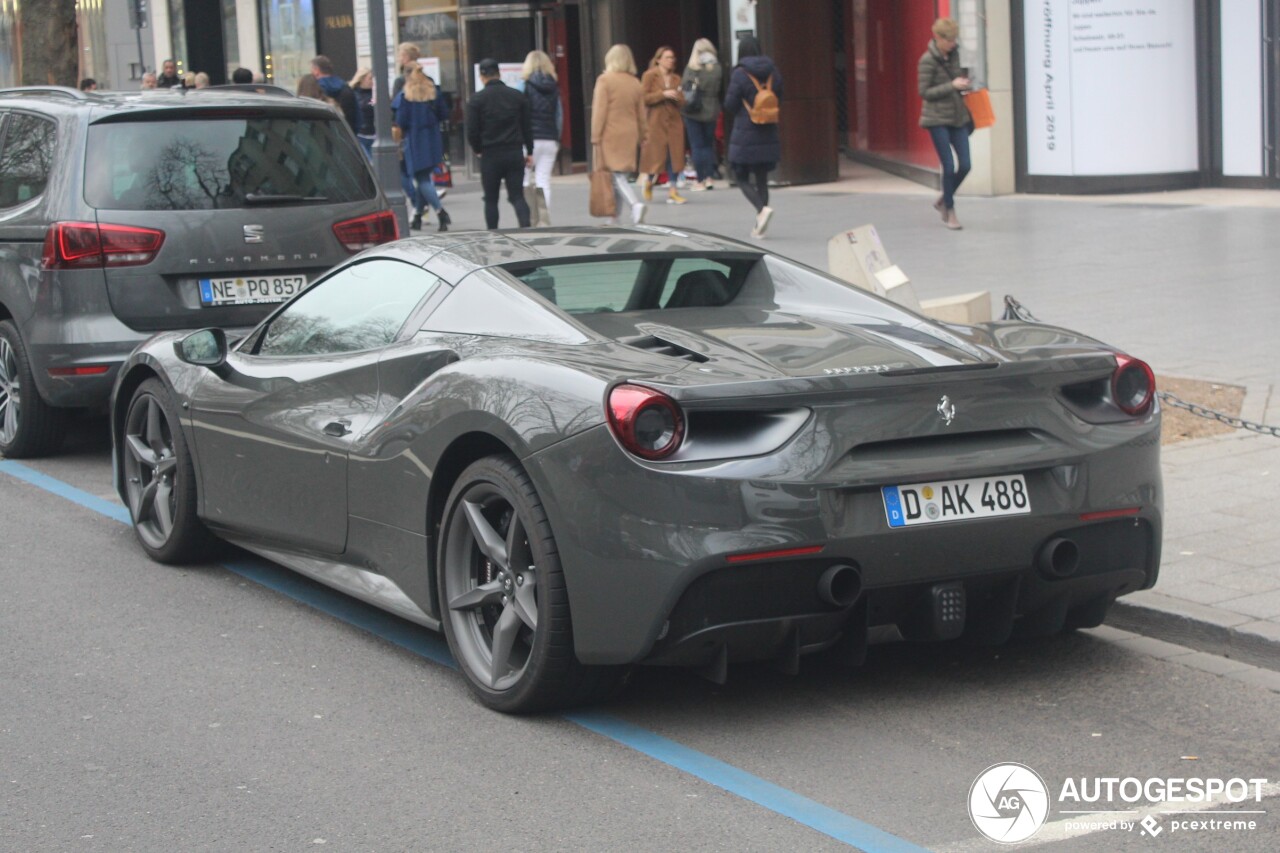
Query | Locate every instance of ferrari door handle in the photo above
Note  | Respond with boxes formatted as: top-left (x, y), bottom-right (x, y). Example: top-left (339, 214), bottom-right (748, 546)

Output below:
top-left (323, 419), bottom-right (351, 437)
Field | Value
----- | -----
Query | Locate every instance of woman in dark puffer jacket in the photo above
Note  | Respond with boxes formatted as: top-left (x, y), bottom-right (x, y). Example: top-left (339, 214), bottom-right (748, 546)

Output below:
top-left (522, 50), bottom-right (562, 211)
top-left (723, 35), bottom-right (783, 239)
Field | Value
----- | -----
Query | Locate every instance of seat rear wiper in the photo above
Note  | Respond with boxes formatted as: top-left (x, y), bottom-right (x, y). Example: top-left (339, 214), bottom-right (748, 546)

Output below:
top-left (244, 192), bottom-right (329, 205)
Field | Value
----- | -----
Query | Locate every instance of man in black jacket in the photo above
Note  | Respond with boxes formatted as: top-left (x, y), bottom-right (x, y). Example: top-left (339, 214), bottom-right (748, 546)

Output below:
top-left (466, 58), bottom-right (532, 229)
top-left (155, 59), bottom-right (181, 89)
top-left (310, 55), bottom-right (359, 136)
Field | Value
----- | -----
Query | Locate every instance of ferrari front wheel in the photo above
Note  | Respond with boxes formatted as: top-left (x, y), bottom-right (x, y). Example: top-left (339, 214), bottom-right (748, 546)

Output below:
top-left (438, 454), bottom-right (624, 713)
top-left (122, 378), bottom-right (212, 564)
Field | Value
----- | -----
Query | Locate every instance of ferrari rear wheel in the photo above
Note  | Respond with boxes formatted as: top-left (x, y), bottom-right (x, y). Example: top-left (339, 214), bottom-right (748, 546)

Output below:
top-left (0, 320), bottom-right (68, 458)
top-left (438, 454), bottom-right (624, 713)
top-left (123, 378), bottom-right (213, 564)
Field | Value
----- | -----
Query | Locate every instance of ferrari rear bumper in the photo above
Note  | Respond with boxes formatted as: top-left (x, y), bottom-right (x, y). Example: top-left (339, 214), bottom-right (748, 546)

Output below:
top-left (527, 420), bottom-right (1162, 667)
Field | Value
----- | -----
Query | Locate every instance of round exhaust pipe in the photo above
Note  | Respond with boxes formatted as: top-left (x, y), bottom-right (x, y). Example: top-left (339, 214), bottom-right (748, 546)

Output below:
top-left (817, 564), bottom-right (862, 607)
top-left (1038, 538), bottom-right (1080, 578)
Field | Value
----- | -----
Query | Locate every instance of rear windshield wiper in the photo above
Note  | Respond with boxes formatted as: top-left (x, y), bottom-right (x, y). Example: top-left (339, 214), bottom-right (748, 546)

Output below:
top-left (244, 192), bottom-right (329, 205)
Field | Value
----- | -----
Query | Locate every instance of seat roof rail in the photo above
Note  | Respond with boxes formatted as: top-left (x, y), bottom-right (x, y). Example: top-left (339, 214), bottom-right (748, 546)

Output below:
top-left (206, 83), bottom-right (296, 97)
top-left (0, 85), bottom-right (91, 100)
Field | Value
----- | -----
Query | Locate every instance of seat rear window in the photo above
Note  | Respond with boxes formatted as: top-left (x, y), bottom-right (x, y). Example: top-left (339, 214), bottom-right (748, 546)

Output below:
top-left (84, 116), bottom-right (376, 210)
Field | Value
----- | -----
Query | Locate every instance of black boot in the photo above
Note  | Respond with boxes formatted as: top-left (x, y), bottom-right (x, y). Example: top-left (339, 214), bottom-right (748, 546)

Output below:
top-left (410, 211), bottom-right (423, 231)
top-left (437, 208), bottom-right (451, 232)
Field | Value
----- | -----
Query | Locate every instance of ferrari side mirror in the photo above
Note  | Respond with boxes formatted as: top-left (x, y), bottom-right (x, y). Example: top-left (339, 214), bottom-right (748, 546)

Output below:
top-left (174, 328), bottom-right (227, 368)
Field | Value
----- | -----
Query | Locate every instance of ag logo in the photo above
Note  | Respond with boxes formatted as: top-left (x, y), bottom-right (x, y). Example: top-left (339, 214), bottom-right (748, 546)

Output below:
top-left (968, 763), bottom-right (1050, 844)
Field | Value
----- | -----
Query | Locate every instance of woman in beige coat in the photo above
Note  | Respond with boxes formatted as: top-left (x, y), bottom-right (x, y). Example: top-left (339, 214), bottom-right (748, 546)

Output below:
top-left (591, 44), bottom-right (648, 224)
top-left (638, 46), bottom-right (687, 205)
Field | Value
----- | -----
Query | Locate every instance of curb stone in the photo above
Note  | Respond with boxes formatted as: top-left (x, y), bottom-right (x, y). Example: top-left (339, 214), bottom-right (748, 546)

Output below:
top-left (1106, 382), bottom-right (1280, 673)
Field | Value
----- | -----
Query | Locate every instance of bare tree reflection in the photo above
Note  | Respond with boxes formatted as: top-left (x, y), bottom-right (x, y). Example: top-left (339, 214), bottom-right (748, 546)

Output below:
top-left (0, 115), bottom-right (54, 206)
top-left (261, 312), bottom-right (403, 356)
top-left (146, 138), bottom-right (230, 209)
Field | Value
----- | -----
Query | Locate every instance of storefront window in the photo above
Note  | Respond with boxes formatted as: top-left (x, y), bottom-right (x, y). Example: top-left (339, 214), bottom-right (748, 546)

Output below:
top-left (261, 0), bottom-right (317, 88)
top-left (399, 8), bottom-right (460, 94)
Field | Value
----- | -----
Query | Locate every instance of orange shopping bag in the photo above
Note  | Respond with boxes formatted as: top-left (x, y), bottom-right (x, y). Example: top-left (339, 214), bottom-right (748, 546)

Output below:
top-left (964, 88), bottom-right (995, 130)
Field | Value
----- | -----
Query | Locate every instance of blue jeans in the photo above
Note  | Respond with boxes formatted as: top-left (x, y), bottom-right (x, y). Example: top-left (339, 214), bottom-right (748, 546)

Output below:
top-left (683, 118), bottom-right (716, 182)
top-left (399, 158), bottom-right (416, 210)
top-left (928, 124), bottom-right (971, 210)
top-left (411, 168), bottom-right (442, 213)
top-left (357, 136), bottom-right (374, 159)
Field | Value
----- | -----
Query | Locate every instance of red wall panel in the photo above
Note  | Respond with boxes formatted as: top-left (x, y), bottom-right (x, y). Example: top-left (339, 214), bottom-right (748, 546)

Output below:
top-left (853, 0), bottom-right (946, 170)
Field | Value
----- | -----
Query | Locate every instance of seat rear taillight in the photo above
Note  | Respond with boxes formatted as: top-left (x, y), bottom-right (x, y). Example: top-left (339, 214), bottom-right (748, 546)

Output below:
top-left (607, 384), bottom-right (685, 460)
top-left (1112, 354), bottom-right (1155, 416)
top-left (42, 221), bottom-right (165, 269)
top-left (333, 210), bottom-right (399, 253)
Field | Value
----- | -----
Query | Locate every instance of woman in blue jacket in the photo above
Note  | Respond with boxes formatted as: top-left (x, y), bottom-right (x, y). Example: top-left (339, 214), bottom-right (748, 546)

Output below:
top-left (393, 68), bottom-right (452, 231)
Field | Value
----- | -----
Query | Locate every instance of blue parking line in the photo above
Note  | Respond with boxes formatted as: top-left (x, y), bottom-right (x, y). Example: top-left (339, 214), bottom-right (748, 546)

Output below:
top-left (1, 459), bottom-right (929, 853)
top-left (0, 460), bottom-right (132, 524)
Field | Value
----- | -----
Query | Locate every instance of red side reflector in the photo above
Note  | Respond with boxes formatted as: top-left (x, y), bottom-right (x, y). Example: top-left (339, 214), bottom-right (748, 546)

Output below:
top-left (726, 545), bottom-right (825, 564)
top-left (47, 365), bottom-right (112, 377)
top-left (1079, 507), bottom-right (1141, 522)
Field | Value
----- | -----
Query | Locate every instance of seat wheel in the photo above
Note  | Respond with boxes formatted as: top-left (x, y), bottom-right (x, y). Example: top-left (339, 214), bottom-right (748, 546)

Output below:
top-left (122, 378), bottom-right (214, 563)
top-left (437, 453), bottom-right (626, 713)
top-left (0, 320), bottom-right (67, 458)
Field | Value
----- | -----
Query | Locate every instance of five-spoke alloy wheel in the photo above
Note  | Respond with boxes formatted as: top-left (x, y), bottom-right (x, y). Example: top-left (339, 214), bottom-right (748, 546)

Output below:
top-left (0, 320), bottom-right (67, 458)
top-left (122, 378), bottom-right (211, 563)
top-left (439, 454), bottom-right (622, 713)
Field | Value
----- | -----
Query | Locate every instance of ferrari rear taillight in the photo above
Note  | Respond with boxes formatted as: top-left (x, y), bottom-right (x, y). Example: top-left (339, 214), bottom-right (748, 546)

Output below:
top-left (1112, 354), bottom-right (1155, 416)
top-left (42, 221), bottom-right (165, 269)
top-left (333, 210), bottom-right (399, 253)
top-left (607, 384), bottom-right (685, 460)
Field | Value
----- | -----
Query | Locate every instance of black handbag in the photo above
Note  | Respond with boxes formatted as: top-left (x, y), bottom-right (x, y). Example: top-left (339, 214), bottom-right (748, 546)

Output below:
top-left (680, 79), bottom-right (702, 115)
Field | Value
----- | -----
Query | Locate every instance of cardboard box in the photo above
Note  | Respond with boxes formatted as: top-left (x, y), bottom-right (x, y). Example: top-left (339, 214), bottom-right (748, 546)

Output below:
top-left (827, 225), bottom-right (892, 295)
top-left (873, 265), bottom-right (921, 311)
top-left (920, 291), bottom-right (993, 325)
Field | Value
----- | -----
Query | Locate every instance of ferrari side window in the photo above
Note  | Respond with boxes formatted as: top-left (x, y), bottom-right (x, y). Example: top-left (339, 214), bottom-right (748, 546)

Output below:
top-left (257, 260), bottom-right (440, 357)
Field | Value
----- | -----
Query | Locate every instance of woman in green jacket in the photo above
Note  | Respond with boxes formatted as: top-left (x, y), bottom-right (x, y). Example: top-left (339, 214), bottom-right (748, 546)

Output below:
top-left (918, 17), bottom-right (972, 230)
top-left (681, 38), bottom-right (723, 191)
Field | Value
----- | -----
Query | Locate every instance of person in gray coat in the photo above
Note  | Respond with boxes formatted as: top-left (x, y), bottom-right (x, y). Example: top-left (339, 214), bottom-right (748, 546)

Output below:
top-left (918, 17), bottom-right (972, 230)
top-left (681, 38), bottom-right (722, 192)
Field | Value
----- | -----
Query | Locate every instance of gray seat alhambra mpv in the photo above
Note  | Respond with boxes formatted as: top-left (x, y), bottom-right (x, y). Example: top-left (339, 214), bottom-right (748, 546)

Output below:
top-left (0, 85), bottom-right (397, 457)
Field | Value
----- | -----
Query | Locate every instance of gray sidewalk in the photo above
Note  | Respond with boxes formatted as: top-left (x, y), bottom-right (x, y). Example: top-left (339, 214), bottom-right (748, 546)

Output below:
top-left (434, 163), bottom-right (1280, 667)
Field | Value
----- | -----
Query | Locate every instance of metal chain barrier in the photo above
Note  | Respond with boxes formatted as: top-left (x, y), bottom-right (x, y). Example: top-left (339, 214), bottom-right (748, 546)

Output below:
top-left (1155, 392), bottom-right (1280, 438)
top-left (1001, 295), bottom-right (1280, 438)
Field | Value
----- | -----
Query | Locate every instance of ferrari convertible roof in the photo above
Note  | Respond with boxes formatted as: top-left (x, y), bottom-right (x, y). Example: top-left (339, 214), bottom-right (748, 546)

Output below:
top-left (373, 226), bottom-right (761, 281)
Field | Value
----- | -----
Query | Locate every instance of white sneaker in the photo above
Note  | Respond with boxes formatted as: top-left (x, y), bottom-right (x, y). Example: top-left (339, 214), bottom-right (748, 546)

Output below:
top-left (631, 201), bottom-right (647, 225)
top-left (754, 206), bottom-right (774, 237)
top-left (603, 216), bottom-right (619, 226)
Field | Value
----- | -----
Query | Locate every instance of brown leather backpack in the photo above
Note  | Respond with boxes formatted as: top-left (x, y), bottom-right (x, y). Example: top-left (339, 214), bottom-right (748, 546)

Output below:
top-left (744, 73), bottom-right (779, 124)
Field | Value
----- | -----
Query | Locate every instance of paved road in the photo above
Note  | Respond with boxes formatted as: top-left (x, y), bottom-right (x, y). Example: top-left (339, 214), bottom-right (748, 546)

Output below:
top-left (2, 419), bottom-right (1278, 852)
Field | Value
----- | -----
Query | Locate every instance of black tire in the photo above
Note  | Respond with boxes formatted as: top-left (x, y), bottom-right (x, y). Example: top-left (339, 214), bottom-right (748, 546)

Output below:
top-left (121, 378), bottom-right (214, 564)
top-left (437, 454), bottom-right (626, 713)
top-left (0, 320), bottom-right (67, 458)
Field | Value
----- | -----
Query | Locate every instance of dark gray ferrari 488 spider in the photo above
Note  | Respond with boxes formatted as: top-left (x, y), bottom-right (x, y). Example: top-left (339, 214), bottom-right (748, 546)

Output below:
top-left (111, 227), bottom-right (1162, 712)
